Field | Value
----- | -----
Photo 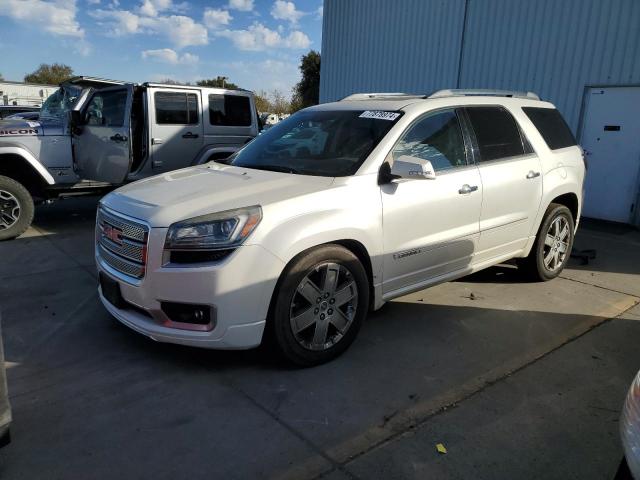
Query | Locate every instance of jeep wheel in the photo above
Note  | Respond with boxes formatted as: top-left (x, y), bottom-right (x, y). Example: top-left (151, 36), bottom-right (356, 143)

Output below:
top-left (0, 176), bottom-right (35, 241)
top-left (271, 245), bottom-right (369, 367)
top-left (520, 203), bottom-right (575, 281)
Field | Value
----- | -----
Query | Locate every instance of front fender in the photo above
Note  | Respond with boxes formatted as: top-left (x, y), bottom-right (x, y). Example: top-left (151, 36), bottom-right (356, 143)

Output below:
top-left (259, 209), bottom-right (383, 277)
top-left (0, 146), bottom-right (55, 185)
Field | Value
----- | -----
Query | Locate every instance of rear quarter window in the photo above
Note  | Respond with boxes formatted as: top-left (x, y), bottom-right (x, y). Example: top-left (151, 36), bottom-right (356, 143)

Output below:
top-left (522, 107), bottom-right (577, 150)
top-left (209, 94), bottom-right (252, 127)
top-left (465, 106), bottom-right (526, 161)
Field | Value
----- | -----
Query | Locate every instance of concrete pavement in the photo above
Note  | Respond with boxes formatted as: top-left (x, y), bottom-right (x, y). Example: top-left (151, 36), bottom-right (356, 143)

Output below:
top-left (0, 197), bottom-right (638, 479)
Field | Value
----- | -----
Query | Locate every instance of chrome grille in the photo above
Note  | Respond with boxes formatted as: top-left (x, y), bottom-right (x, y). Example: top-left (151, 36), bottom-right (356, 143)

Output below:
top-left (97, 207), bottom-right (149, 280)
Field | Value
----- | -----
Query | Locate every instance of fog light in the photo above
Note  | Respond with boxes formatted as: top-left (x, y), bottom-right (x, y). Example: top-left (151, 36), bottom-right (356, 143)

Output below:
top-left (161, 302), bottom-right (212, 326)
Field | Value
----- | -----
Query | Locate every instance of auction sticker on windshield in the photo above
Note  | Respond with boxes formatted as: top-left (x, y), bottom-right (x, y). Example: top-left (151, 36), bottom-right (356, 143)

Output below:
top-left (359, 111), bottom-right (401, 121)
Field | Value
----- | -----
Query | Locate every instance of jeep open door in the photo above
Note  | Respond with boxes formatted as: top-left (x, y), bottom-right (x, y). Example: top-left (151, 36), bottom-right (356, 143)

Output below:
top-left (72, 84), bottom-right (134, 184)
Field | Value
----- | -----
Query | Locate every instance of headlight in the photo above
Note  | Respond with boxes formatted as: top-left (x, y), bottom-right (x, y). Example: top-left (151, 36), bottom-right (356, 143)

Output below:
top-left (165, 206), bottom-right (262, 250)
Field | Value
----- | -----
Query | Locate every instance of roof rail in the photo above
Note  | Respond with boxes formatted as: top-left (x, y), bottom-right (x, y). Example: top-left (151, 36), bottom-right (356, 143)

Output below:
top-left (340, 92), bottom-right (426, 101)
top-left (428, 89), bottom-right (540, 100)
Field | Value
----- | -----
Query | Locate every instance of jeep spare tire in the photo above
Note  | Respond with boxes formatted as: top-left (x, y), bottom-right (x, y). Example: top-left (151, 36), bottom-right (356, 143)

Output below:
top-left (0, 176), bottom-right (34, 241)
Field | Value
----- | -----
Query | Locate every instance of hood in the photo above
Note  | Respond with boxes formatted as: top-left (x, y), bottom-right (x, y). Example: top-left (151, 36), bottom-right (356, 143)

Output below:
top-left (0, 118), bottom-right (44, 137)
top-left (101, 163), bottom-right (335, 227)
top-left (0, 117), bottom-right (64, 137)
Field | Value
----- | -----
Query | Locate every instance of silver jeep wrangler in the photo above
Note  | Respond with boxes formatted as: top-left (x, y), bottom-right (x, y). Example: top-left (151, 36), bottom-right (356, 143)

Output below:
top-left (0, 76), bottom-right (260, 240)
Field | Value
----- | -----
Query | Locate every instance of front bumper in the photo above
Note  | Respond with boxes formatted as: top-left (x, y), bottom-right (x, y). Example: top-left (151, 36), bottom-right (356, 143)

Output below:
top-left (96, 226), bottom-right (285, 350)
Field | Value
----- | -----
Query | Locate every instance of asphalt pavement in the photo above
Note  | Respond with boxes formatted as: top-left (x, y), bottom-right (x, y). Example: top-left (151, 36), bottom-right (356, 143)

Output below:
top-left (0, 197), bottom-right (638, 479)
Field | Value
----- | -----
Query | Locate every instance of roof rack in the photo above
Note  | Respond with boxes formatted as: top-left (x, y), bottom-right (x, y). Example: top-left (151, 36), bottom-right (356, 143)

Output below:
top-left (428, 89), bottom-right (540, 100)
top-left (340, 92), bottom-right (427, 101)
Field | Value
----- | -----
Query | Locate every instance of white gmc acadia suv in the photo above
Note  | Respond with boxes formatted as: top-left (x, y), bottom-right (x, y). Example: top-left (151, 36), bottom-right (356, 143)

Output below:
top-left (96, 89), bottom-right (586, 366)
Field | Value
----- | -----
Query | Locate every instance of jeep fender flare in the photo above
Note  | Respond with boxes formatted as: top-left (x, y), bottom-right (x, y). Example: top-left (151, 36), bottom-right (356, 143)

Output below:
top-left (191, 146), bottom-right (240, 166)
top-left (0, 146), bottom-right (55, 185)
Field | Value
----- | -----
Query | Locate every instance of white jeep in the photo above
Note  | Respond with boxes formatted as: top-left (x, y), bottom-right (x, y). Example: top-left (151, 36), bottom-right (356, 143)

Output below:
top-left (96, 89), bottom-right (585, 366)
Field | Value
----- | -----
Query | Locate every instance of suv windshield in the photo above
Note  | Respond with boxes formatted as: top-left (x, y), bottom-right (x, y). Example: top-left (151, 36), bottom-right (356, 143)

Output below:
top-left (229, 109), bottom-right (402, 176)
top-left (39, 85), bottom-right (82, 121)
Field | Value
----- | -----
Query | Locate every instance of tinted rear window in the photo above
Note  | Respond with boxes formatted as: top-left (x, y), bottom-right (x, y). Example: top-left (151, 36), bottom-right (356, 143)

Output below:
top-left (209, 94), bottom-right (252, 126)
top-left (465, 107), bottom-right (525, 161)
top-left (522, 107), bottom-right (577, 150)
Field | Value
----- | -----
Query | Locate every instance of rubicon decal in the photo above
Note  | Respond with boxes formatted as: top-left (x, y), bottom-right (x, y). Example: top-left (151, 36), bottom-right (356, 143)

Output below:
top-left (0, 128), bottom-right (39, 136)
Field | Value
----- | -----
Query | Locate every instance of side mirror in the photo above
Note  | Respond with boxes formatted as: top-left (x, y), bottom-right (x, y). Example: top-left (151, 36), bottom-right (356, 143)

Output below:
top-left (390, 155), bottom-right (437, 180)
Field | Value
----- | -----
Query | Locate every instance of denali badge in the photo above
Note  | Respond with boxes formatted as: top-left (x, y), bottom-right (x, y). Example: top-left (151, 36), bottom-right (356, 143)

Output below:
top-left (102, 224), bottom-right (123, 245)
top-left (394, 248), bottom-right (422, 260)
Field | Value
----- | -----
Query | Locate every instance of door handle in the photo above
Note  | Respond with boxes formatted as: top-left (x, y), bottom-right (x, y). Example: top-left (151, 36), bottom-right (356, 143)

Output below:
top-left (526, 170), bottom-right (541, 179)
top-left (110, 133), bottom-right (128, 142)
top-left (182, 132), bottom-right (199, 139)
top-left (151, 137), bottom-right (163, 145)
top-left (458, 184), bottom-right (478, 194)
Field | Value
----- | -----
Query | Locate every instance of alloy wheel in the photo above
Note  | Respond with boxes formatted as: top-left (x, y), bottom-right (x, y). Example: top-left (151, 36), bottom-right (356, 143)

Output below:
top-left (0, 190), bottom-right (21, 231)
top-left (543, 215), bottom-right (570, 272)
top-left (289, 262), bottom-right (358, 351)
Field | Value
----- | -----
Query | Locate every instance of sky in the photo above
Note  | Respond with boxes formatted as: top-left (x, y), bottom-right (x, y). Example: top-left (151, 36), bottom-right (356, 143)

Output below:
top-left (0, 0), bottom-right (323, 97)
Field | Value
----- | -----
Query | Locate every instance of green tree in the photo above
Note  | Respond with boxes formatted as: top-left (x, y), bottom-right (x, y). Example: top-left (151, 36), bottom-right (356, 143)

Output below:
top-left (291, 50), bottom-right (320, 112)
top-left (196, 76), bottom-right (239, 89)
top-left (160, 78), bottom-right (192, 85)
top-left (24, 63), bottom-right (74, 85)
top-left (254, 89), bottom-right (273, 113)
top-left (0, 73), bottom-right (4, 81)
top-left (270, 89), bottom-right (291, 115)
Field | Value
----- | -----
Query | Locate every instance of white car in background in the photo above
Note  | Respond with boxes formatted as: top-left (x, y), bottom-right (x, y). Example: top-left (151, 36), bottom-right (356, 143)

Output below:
top-left (619, 370), bottom-right (640, 479)
top-left (96, 89), bottom-right (585, 366)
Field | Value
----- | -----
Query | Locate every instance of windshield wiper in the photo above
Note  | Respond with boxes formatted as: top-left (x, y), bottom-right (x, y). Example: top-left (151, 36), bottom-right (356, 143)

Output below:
top-left (243, 164), bottom-right (302, 174)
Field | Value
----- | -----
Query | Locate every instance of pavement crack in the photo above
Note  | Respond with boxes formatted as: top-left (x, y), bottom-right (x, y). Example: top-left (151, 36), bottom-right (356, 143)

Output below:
top-left (559, 273), bottom-right (640, 300)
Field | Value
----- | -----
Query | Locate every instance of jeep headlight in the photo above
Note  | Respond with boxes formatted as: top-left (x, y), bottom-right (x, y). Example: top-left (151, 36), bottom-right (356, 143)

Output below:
top-left (165, 206), bottom-right (262, 250)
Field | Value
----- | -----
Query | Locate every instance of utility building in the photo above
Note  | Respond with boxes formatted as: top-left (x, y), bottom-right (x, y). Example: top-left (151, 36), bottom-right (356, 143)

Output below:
top-left (320, 0), bottom-right (640, 225)
top-left (0, 81), bottom-right (57, 107)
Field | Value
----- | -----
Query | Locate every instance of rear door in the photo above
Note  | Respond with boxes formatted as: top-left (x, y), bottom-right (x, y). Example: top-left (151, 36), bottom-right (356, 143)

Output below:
top-left (580, 87), bottom-right (640, 223)
top-left (149, 89), bottom-right (203, 173)
top-left (464, 106), bottom-right (543, 261)
top-left (73, 85), bottom-right (134, 184)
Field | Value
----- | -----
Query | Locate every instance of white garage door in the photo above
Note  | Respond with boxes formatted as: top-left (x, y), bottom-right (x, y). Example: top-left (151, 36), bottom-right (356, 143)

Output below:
top-left (581, 86), bottom-right (640, 224)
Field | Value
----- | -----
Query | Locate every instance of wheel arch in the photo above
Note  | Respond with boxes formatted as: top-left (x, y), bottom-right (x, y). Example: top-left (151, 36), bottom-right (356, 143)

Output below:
top-left (524, 188), bottom-right (581, 257)
top-left (191, 146), bottom-right (240, 166)
top-left (550, 192), bottom-right (579, 223)
top-left (264, 239), bottom-right (376, 330)
top-left (0, 147), bottom-right (54, 197)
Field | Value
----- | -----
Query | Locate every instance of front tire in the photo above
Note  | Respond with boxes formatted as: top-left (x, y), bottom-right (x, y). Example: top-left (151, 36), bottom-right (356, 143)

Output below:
top-left (0, 176), bottom-right (34, 241)
top-left (271, 245), bottom-right (369, 367)
top-left (520, 203), bottom-right (575, 281)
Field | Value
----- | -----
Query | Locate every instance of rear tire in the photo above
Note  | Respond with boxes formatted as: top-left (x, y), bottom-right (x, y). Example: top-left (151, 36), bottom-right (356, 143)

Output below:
top-left (520, 203), bottom-right (574, 281)
top-left (271, 245), bottom-right (369, 367)
top-left (0, 175), bottom-right (34, 241)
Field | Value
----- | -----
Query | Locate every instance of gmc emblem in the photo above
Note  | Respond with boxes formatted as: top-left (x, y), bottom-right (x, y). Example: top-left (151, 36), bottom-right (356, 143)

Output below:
top-left (102, 224), bottom-right (123, 245)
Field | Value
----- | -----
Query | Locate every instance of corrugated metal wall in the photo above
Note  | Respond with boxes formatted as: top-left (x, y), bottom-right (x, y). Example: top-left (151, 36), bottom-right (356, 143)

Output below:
top-left (320, 0), bottom-right (466, 102)
top-left (320, 0), bottom-right (640, 132)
